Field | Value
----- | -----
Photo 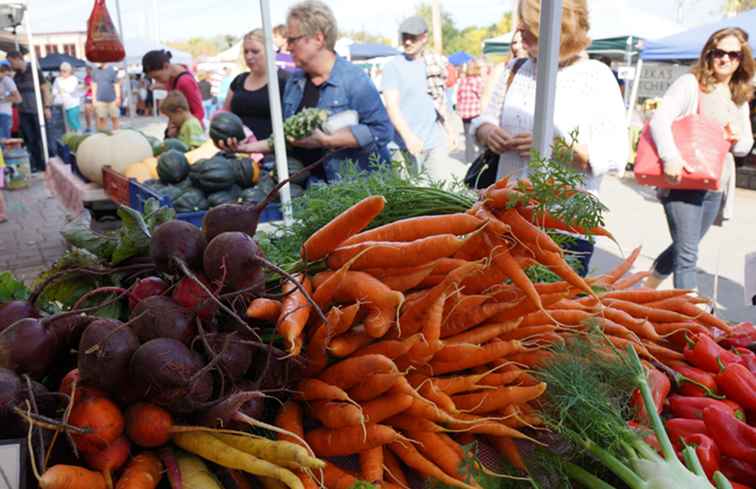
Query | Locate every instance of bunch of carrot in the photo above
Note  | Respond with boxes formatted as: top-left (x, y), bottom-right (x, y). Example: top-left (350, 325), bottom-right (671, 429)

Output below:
top-left (245, 180), bottom-right (733, 487)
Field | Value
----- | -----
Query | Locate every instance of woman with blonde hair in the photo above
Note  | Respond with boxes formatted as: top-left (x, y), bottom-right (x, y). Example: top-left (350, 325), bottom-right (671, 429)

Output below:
top-left (221, 29), bottom-right (289, 142)
top-left (471, 0), bottom-right (628, 274)
top-left (645, 27), bottom-right (754, 291)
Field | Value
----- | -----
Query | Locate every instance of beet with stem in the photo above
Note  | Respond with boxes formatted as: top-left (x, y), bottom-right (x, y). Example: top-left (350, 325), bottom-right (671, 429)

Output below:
top-left (150, 220), bottom-right (207, 274)
top-left (129, 338), bottom-right (214, 414)
top-left (173, 274), bottom-right (218, 320)
top-left (78, 319), bottom-right (140, 392)
top-left (203, 232), bottom-right (266, 294)
top-left (0, 300), bottom-right (40, 333)
top-left (130, 296), bottom-right (196, 344)
top-left (201, 332), bottom-right (254, 381)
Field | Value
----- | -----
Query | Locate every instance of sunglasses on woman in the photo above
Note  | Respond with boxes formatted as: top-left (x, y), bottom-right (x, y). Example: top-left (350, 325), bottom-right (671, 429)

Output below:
top-left (710, 48), bottom-right (743, 61)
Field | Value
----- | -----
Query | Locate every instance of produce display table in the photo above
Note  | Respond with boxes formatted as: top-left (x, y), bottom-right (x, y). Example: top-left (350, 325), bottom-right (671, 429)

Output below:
top-left (45, 156), bottom-right (108, 215)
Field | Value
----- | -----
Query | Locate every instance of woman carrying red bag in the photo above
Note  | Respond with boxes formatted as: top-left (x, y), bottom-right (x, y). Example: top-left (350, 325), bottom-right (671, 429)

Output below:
top-left (644, 28), bottom-right (754, 292)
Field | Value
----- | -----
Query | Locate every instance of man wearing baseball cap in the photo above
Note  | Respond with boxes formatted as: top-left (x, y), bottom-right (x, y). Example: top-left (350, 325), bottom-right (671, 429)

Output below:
top-left (382, 16), bottom-right (453, 179)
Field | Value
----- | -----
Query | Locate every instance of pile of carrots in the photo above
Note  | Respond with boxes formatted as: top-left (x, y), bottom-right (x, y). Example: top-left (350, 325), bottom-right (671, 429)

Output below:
top-left (244, 180), bottom-right (736, 488)
top-left (33, 380), bottom-right (324, 489)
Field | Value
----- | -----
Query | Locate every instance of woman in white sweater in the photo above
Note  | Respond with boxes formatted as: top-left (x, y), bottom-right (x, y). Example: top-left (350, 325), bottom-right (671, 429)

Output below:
top-left (645, 28), bottom-right (754, 291)
top-left (472, 0), bottom-right (628, 274)
top-left (52, 62), bottom-right (82, 133)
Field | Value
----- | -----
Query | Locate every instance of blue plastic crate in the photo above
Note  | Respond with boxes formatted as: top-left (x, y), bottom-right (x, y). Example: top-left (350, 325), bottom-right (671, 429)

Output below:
top-left (128, 178), bottom-right (283, 227)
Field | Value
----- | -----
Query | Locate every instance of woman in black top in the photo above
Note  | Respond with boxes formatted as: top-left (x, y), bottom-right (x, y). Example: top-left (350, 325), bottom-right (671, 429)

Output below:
top-left (223, 29), bottom-right (288, 141)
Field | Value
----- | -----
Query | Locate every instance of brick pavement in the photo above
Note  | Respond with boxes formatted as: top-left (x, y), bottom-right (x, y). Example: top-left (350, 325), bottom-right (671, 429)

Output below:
top-left (1, 174), bottom-right (71, 285)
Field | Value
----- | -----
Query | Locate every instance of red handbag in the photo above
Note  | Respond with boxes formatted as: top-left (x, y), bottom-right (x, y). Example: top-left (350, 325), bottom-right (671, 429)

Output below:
top-left (85, 0), bottom-right (125, 63)
top-left (634, 101), bottom-right (730, 191)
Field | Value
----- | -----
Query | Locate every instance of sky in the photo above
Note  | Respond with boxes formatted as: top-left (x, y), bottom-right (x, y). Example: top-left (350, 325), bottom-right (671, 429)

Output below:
top-left (25, 0), bottom-right (728, 43)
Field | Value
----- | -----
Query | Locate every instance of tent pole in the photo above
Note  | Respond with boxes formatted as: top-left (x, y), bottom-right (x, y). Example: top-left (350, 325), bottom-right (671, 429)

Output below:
top-left (24, 0), bottom-right (49, 167)
top-left (114, 0), bottom-right (132, 120)
top-left (623, 36), bottom-right (633, 108)
top-left (260, 0), bottom-right (292, 225)
top-left (532, 0), bottom-right (562, 158)
top-left (626, 58), bottom-right (643, 128)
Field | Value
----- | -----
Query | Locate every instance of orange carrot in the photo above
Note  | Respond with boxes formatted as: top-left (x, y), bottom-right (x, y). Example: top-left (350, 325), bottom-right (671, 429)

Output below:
top-left (601, 308), bottom-right (661, 341)
top-left (383, 415), bottom-right (448, 433)
top-left (410, 431), bottom-right (464, 479)
top-left (507, 350), bottom-right (553, 368)
top-left (603, 299), bottom-right (692, 323)
top-left (337, 303), bottom-right (361, 335)
top-left (430, 367), bottom-right (505, 395)
top-left (641, 340), bottom-right (685, 361)
top-left (454, 227), bottom-right (492, 261)
top-left (601, 289), bottom-right (693, 303)
top-left (342, 213), bottom-right (484, 246)
top-left (298, 379), bottom-right (355, 404)
top-left (490, 437), bottom-right (526, 471)
top-left (652, 321), bottom-right (710, 337)
top-left (484, 187), bottom-right (528, 209)
top-left (479, 369), bottom-right (526, 388)
top-left (245, 298), bottom-right (282, 321)
top-left (327, 234), bottom-right (472, 270)
top-left (275, 401), bottom-right (304, 445)
top-left (433, 343), bottom-right (485, 363)
top-left (382, 265), bottom-right (436, 292)
top-left (319, 354), bottom-right (398, 390)
top-left (327, 271), bottom-right (404, 338)
top-left (276, 274), bottom-right (313, 355)
top-left (432, 257), bottom-right (472, 275)
top-left (521, 309), bottom-right (594, 327)
top-left (308, 401), bottom-right (364, 428)
top-left (361, 393), bottom-right (414, 424)
top-left (487, 238), bottom-right (544, 313)
top-left (348, 372), bottom-right (402, 402)
top-left (534, 248), bottom-right (595, 297)
top-left (473, 204), bottom-right (512, 236)
top-left (323, 462), bottom-right (359, 489)
top-left (430, 339), bottom-right (525, 375)
top-left (418, 382), bottom-right (457, 413)
top-left (306, 424), bottom-right (405, 457)
top-left (642, 297), bottom-right (730, 333)
top-left (85, 436), bottom-right (130, 488)
top-left (39, 465), bottom-right (107, 489)
top-left (302, 195), bottom-right (386, 261)
top-left (352, 333), bottom-right (423, 359)
top-left (604, 336), bottom-right (652, 359)
top-left (449, 415), bottom-right (535, 440)
top-left (501, 324), bottom-right (557, 341)
top-left (495, 207), bottom-right (561, 253)
top-left (114, 452), bottom-right (163, 489)
top-left (452, 383), bottom-right (547, 414)
top-left (612, 271), bottom-right (652, 290)
top-left (69, 396), bottom-right (125, 455)
top-left (329, 329), bottom-right (374, 357)
top-left (303, 307), bottom-right (342, 377)
top-left (359, 447), bottom-right (384, 484)
top-left (441, 301), bottom-right (514, 338)
top-left (383, 447), bottom-right (409, 487)
top-left (518, 205), bottom-right (614, 239)
top-left (490, 292), bottom-right (568, 322)
top-left (601, 246), bottom-right (642, 285)
top-left (389, 442), bottom-right (476, 489)
top-left (437, 433), bottom-right (465, 460)
top-left (445, 320), bottom-right (521, 345)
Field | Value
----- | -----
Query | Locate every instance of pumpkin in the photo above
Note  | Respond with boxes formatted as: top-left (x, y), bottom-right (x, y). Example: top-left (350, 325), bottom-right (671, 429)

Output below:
top-left (173, 187), bottom-right (208, 213)
top-left (240, 186), bottom-right (267, 205)
top-left (189, 154), bottom-right (239, 193)
top-left (274, 156), bottom-right (309, 186)
top-left (144, 135), bottom-right (163, 156)
top-left (207, 185), bottom-right (242, 207)
top-left (76, 129), bottom-right (153, 185)
top-left (124, 162), bottom-right (154, 182)
top-left (157, 150), bottom-right (191, 184)
top-left (160, 138), bottom-right (189, 154)
top-left (209, 112), bottom-right (245, 147)
top-left (235, 157), bottom-right (260, 188)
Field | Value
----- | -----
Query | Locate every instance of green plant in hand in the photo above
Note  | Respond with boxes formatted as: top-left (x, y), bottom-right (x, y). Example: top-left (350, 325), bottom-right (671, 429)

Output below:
top-left (275, 108), bottom-right (329, 144)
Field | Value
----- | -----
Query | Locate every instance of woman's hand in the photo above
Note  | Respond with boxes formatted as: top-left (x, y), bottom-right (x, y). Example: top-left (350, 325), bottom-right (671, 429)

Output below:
top-left (217, 137), bottom-right (240, 152)
top-left (663, 158), bottom-right (686, 184)
top-left (290, 128), bottom-right (328, 149)
top-left (509, 133), bottom-right (533, 158)
top-left (478, 123), bottom-right (513, 154)
top-left (724, 122), bottom-right (739, 144)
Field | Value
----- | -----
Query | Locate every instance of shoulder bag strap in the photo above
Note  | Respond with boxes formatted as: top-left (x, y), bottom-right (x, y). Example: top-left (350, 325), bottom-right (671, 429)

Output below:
top-left (505, 58), bottom-right (527, 97)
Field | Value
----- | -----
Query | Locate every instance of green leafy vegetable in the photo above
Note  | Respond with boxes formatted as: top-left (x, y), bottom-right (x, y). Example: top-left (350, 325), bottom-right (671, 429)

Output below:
top-left (0, 272), bottom-right (30, 302)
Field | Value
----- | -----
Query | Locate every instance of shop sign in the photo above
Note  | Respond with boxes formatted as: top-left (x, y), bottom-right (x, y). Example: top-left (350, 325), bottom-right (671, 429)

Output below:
top-left (637, 63), bottom-right (691, 98)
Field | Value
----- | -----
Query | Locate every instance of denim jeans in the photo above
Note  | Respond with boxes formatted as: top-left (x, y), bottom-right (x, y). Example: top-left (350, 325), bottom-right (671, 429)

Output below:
top-left (561, 236), bottom-right (595, 277)
top-left (0, 113), bottom-right (12, 138)
top-left (652, 189), bottom-right (723, 290)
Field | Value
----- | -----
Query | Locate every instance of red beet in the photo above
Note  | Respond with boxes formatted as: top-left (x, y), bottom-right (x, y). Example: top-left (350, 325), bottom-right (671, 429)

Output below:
top-left (150, 220), bottom-right (207, 274)
top-left (0, 300), bottom-right (39, 333)
top-left (0, 318), bottom-right (60, 378)
top-left (129, 296), bottom-right (196, 344)
top-left (78, 319), bottom-right (140, 392)
top-left (129, 338), bottom-right (213, 414)
top-left (202, 232), bottom-right (266, 294)
top-left (128, 276), bottom-right (169, 310)
top-left (202, 333), bottom-right (253, 381)
top-left (172, 274), bottom-right (217, 320)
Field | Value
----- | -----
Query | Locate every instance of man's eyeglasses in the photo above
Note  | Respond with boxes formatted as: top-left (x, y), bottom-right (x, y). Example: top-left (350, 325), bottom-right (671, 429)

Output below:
top-left (286, 35), bottom-right (306, 45)
top-left (401, 34), bottom-right (422, 43)
top-left (710, 48), bottom-right (743, 61)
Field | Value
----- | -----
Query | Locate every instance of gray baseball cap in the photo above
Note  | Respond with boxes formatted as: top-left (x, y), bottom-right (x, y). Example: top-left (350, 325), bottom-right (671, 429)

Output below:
top-left (399, 16), bottom-right (428, 36)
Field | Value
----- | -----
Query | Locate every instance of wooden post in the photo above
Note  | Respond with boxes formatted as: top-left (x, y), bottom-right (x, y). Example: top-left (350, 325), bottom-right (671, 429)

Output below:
top-left (432, 0), bottom-right (442, 54)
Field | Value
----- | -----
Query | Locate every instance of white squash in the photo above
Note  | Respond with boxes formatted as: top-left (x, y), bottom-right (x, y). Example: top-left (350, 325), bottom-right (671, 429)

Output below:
top-left (76, 129), bottom-right (153, 185)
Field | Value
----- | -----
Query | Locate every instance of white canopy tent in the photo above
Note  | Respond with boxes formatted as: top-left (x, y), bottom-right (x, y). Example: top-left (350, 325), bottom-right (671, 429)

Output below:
top-left (123, 38), bottom-right (193, 67)
top-left (208, 40), bottom-right (242, 63)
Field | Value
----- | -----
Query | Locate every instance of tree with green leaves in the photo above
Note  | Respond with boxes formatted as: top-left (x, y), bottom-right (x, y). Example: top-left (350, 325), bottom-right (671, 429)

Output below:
top-left (724, 0), bottom-right (756, 13)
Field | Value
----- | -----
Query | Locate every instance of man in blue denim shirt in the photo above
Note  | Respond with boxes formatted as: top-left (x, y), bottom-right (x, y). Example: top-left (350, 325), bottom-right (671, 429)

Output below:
top-left (232, 0), bottom-right (393, 182)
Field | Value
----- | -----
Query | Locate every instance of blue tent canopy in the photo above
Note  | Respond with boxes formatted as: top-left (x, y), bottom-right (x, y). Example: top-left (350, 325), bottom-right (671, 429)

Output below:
top-left (642, 9), bottom-right (756, 61)
top-left (350, 43), bottom-right (399, 61)
top-left (448, 51), bottom-right (473, 65)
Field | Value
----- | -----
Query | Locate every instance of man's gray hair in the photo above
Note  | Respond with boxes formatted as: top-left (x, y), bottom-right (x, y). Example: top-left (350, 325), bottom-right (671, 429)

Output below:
top-left (287, 0), bottom-right (338, 51)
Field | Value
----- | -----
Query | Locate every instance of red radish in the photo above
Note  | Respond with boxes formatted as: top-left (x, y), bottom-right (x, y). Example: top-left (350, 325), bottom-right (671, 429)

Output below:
top-left (84, 435), bottom-right (130, 488)
top-left (172, 274), bottom-right (218, 320)
top-left (69, 396), bottom-right (125, 454)
top-left (128, 277), bottom-right (169, 310)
